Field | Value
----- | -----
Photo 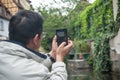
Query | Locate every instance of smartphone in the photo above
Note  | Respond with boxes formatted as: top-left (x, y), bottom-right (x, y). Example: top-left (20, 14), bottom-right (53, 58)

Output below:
top-left (56, 28), bottom-right (68, 46)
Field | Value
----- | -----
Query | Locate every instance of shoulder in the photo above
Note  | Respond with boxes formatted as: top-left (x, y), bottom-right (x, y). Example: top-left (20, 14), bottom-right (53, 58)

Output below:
top-left (0, 55), bottom-right (49, 80)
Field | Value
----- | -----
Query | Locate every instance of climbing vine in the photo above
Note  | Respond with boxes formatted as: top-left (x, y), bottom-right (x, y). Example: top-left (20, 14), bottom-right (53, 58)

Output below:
top-left (115, 0), bottom-right (120, 33)
top-left (74, 0), bottom-right (114, 72)
top-left (75, 0), bottom-right (114, 39)
top-left (93, 33), bottom-right (112, 72)
top-left (116, 0), bottom-right (120, 22)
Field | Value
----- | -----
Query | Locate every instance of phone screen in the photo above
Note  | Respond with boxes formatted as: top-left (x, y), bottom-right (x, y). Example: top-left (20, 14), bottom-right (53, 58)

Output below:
top-left (56, 29), bottom-right (68, 46)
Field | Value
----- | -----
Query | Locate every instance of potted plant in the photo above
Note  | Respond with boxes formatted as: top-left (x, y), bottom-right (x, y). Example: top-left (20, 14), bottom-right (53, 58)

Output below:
top-left (73, 40), bottom-right (82, 59)
top-left (74, 40), bottom-right (91, 59)
top-left (80, 41), bottom-right (91, 59)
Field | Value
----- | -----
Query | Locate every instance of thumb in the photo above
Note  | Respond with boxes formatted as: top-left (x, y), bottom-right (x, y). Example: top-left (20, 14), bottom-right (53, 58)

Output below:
top-left (59, 42), bottom-right (66, 48)
top-left (64, 40), bottom-right (73, 50)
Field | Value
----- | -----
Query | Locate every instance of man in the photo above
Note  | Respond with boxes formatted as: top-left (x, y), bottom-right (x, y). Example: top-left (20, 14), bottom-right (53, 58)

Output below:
top-left (0, 10), bottom-right (73, 80)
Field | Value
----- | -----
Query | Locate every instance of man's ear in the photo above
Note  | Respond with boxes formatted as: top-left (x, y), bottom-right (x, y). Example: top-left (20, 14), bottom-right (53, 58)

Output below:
top-left (33, 34), bottom-right (42, 46)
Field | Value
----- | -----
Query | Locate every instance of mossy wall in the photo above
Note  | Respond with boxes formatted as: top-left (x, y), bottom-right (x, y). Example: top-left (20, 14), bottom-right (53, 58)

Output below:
top-left (74, 0), bottom-right (114, 72)
top-left (74, 0), bottom-right (114, 39)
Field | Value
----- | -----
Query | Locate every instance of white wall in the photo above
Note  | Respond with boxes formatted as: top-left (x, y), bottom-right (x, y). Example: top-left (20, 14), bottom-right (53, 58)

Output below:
top-left (88, 0), bottom-right (95, 3)
top-left (109, 0), bottom-right (119, 59)
top-left (0, 18), bottom-right (9, 38)
top-left (113, 0), bottom-right (118, 21)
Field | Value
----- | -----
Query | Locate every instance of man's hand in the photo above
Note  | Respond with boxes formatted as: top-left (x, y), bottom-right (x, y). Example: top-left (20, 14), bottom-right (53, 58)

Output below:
top-left (56, 39), bottom-right (73, 62)
top-left (50, 36), bottom-right (58, 60)
top-left (50, 35), bottom-right (73, 62)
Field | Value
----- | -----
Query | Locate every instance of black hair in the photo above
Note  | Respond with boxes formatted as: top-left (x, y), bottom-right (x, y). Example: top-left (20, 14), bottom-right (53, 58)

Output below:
top-left (9, 10), bottom-right (43, 45)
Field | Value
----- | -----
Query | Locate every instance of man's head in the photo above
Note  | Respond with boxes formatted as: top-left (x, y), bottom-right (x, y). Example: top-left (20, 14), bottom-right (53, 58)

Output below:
top-left (9, 10), bottom-right (43, 50)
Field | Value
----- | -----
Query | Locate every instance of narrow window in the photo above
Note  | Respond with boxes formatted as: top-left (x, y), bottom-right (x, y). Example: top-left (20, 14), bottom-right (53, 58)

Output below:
top-left (0, 20), bottom-right (4, 31)
top-left (0, 6), bottom-right (2, 15)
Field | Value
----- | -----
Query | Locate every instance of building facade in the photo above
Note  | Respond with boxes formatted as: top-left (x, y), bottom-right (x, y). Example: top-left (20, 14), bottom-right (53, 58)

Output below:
top-left (0, 1), bottom-right (11, 39)
top-left (0, 0), bottom-right (32, 40)
top-left (1, 0), bottom-right (32, 15)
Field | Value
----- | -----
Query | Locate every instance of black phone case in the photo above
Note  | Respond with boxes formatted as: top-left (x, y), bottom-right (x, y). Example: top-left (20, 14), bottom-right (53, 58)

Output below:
top-left (56, 29), bottom-right (68, 46)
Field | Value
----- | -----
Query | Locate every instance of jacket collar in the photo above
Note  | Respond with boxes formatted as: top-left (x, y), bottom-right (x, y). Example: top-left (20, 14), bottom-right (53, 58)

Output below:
top-left (0, 40), bottom-right (47, 63)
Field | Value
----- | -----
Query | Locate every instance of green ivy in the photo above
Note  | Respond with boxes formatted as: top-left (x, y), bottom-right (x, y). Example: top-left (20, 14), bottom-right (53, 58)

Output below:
top-left (93, 33), bottom-right (112, 72)
top-left (75, 0), bottom-right (114, 39)
top-left (74, 0), bottom-right (114, 72)
top-left (116, 0), bottom-right (120, 22)
top-left (115, 0), bottom-right (120, 33)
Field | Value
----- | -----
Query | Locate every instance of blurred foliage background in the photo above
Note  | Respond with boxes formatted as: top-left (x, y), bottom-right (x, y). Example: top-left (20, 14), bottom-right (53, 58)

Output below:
top-left (36, 0), bottom-right (90, 51)
top-left (35, 0), bottom-right (120, 72)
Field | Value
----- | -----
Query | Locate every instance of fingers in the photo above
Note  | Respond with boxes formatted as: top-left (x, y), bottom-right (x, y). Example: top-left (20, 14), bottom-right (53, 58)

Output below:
top-left (58, 40), bottom-right (73, 52)
top-left (51, 35), bottom-right (58, 54)
top-left (53, 35), bottom-right (57, 42)
top-left (65, 40), bottom-right (73, 50)
top-left (58, 42), bottom-right (66, 48)
top-left (58, 40), bottom-right (73, 49)
top-left (68, 37), bottom-right (70, 40)
top-left (52, 35), bottom-right (57, 45)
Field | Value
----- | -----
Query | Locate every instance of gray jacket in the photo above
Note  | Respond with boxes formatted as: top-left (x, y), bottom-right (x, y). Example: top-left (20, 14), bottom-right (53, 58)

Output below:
top-left (0, 41), bottom-right (67, 80)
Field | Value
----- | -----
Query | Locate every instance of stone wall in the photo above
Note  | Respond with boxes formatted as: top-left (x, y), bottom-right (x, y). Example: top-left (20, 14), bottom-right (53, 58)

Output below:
top-left (110, 28), bottom-right (120, 73)
top-left (109, 0), bottom-right (120, 73)
top-left (67, 60), bottom-right (91, 75)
